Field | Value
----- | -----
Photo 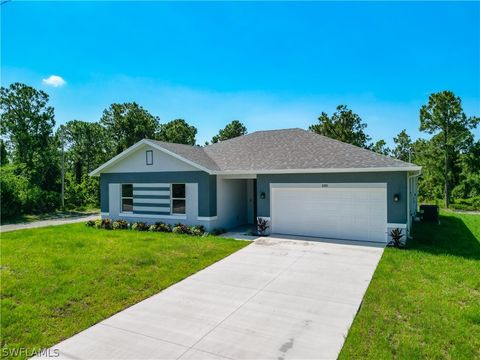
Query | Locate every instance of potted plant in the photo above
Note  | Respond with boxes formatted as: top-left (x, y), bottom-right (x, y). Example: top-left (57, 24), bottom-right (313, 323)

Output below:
top-left (256, 217), bottom-right (270, 236)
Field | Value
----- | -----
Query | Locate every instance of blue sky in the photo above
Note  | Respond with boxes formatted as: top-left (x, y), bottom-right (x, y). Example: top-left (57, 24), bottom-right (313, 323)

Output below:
top-left (2, 1), bottom-right (479, 146)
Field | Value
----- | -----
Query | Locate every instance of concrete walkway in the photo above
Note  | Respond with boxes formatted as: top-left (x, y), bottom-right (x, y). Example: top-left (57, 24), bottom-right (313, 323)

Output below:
top-left (0, 214), bottom-right (99, 233)
top-left (40, 236), bottom-right (384, 360)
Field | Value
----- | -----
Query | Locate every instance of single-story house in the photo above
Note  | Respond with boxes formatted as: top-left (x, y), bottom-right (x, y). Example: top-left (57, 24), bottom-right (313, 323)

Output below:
top-left (90, 128), bottom-right (421, 243)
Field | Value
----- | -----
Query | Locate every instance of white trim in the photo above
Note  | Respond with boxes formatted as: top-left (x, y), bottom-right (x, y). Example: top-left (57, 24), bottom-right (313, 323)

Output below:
top-left (89, 139), bottom-right (213, 176)
top-left (146, 149), bottom-right (153, 165)
top-left (119, 213), bottom-right (187, 220)
top-left (171, 183), bottom-right (186, 216)
top-left (197, 216), bottom-right (218, 221)
top-left (89, 138), bottom-right (422, 177)
top-left (89, 140), bottom-right (147, 176)
top-left (100, 212), bottom-right (109, 217)
top-left (121, 183), bottom-right (133, 213)
top-left (214, 166), bottom-right (421, 175)
top-left (220, 174), bottom-right (257, 179)
top-left (270, 182), bottom-right (387, 190)
top-left (148, 141), bottom-right (213, 174)
top-left (387, 223), bottom-right (407, 229)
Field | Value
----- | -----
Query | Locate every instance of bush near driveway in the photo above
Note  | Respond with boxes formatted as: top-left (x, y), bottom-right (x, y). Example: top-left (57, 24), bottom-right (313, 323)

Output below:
top-left (0, 223), bottom-right (249, 360)
top-left (340, 212), bottom-right (480, 359)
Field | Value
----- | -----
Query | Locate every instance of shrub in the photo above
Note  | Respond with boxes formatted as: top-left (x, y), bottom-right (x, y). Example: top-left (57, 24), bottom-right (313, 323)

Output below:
top-left (189, 225), bottom-right (205, 236)
top-left (94, 219), bottom-right (102, 229)
top-left (450, 196), bottom-right (480, 211)
top-left (148, 224), bottom-right (157, 232)
top-left (172, 223), bottom-right (190, 234)
top-left (132, 222), bottom-right (149, 231)
top-left (0, 165), bottom-right (25, 220)
top-left (154, 222), bottom-right (172, 232)
top-left (23, 187), bottom-right (61, 214)
top-left (116, 220), bottom-right (129, 229)
top-left (101, 218), bottom-right (113, 230)
top-left (85, 220), bottom-right (96, 227)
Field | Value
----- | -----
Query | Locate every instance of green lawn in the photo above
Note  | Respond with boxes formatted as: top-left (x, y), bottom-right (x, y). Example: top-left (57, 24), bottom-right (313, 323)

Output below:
top-left (0, 224), bottom-right (249, 359)
top-left (340, 212), bottom-right (480, 359)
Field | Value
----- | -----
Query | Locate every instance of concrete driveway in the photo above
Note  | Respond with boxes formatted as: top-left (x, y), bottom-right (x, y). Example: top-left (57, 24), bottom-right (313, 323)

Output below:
top-left (42, 236), bottom-right (384, 360)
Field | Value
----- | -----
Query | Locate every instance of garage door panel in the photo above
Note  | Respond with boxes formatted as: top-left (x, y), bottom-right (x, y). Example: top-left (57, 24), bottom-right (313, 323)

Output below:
top-left (271, 185), bottom-right (387, 243)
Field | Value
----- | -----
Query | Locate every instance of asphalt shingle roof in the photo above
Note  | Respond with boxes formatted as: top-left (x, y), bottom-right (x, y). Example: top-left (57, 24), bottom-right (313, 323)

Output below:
top-left (148, 140), bottom-right (221, 171)
top-left (153, 128), bottom-right (417, 173)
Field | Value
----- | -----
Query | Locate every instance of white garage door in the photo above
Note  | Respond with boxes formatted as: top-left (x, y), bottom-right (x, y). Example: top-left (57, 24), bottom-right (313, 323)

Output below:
top-left (271, 183), bottom-right (387, 243)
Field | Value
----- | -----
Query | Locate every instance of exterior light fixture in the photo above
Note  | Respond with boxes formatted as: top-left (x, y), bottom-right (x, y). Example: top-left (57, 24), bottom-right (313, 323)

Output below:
top-left (260, 192), bottom-right (266, 199)
top-left (393, 194), bottom-right (400, 202)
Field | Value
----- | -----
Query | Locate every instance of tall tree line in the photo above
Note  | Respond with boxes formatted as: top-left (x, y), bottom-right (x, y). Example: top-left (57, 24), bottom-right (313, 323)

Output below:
top-left (1, 83), bottom-right (478, 220)
top-left (0, 83), bottom-right (246, 220)
top-left (309, 92), bottom-right (479, 207)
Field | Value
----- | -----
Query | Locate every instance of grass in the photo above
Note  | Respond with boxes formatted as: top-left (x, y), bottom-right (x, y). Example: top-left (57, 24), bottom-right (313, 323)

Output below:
top-left (340, 211), bottom-right (480, 359)
top-left (1, 208), bottom-right (99, 225)
top-left (0, 224), bottom-right (249, 359)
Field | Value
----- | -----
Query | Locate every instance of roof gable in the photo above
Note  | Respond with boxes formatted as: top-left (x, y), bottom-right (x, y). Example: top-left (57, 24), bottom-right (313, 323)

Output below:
top-left (203, 128), bottom-right (419, 173)
top-left (90, 129), bottom-right (421, 176)
top-left (89, 139), bottom-right (215, 176)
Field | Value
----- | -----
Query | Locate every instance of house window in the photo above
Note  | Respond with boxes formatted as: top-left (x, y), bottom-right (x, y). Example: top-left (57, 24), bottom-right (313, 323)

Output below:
top-left (146, 150), bottom-right (153, 165)
top-left (121, 184), bottom-right (133, 213)
top-left (171, 184), bottom-right (186, 215)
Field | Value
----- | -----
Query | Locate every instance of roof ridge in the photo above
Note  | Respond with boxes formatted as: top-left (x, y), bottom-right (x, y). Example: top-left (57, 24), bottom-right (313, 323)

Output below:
top-left (204, 127), bottom-right (305, 148)
top-left (307, 131), bottom-right (412, 166)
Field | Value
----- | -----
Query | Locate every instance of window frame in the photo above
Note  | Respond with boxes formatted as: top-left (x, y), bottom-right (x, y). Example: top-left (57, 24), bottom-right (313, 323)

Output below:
top-left (171, 183), bottom-right (186, 215)
top-left (121, 183), bottom-right (134, 213)
top-left (146, 150), bottom-right (153, 165)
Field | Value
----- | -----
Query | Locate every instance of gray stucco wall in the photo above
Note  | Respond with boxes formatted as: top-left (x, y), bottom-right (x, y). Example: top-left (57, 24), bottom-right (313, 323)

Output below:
top-left (256, 172), bottom-right (408, 224)
top-left (100, 171), bottom-right (217, 217)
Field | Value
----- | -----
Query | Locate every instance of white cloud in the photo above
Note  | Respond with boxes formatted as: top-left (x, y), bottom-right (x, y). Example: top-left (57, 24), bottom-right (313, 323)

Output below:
top-left (42, 75), bottom-right (66, 87)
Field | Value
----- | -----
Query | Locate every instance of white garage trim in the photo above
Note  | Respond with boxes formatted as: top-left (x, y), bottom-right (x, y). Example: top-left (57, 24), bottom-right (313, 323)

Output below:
top-left (270, 182), bottom-right (387, 190)
top-left (270, 183), bottom-right (388, 243)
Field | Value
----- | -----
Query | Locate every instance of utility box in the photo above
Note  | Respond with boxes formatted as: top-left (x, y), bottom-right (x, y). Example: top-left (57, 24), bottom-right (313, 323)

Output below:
top-left (420, 205), bottom-right (439, 223)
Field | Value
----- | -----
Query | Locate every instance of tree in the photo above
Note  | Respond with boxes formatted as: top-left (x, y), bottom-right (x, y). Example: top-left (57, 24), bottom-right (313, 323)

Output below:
top-left (59, 120), bottom-right (109, 182)
top-left (393, 129), bottom-right (412, 162)
top-left (309, 105), bottom-right (371, 148)
top-left (452, 140), bottom-right (480, 199)
top-left (419, 91), bottom-right (479, 207)
top-left (371, 139), bottom-right (391, 156)
top-left (0, 83), bottom-right (59, 189)
top-left (412, 137), bottom-right (444, 200)
top-left (0, 139), bottom-right (8, 165)
top-left (57, 121), bottom-right (110, 208)
top-left (100, 102), bottom-right (160, 154)
top-left (211, 120), bottom-right (247, 143)
top-left (157, 119), bottom-right (197, 145)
